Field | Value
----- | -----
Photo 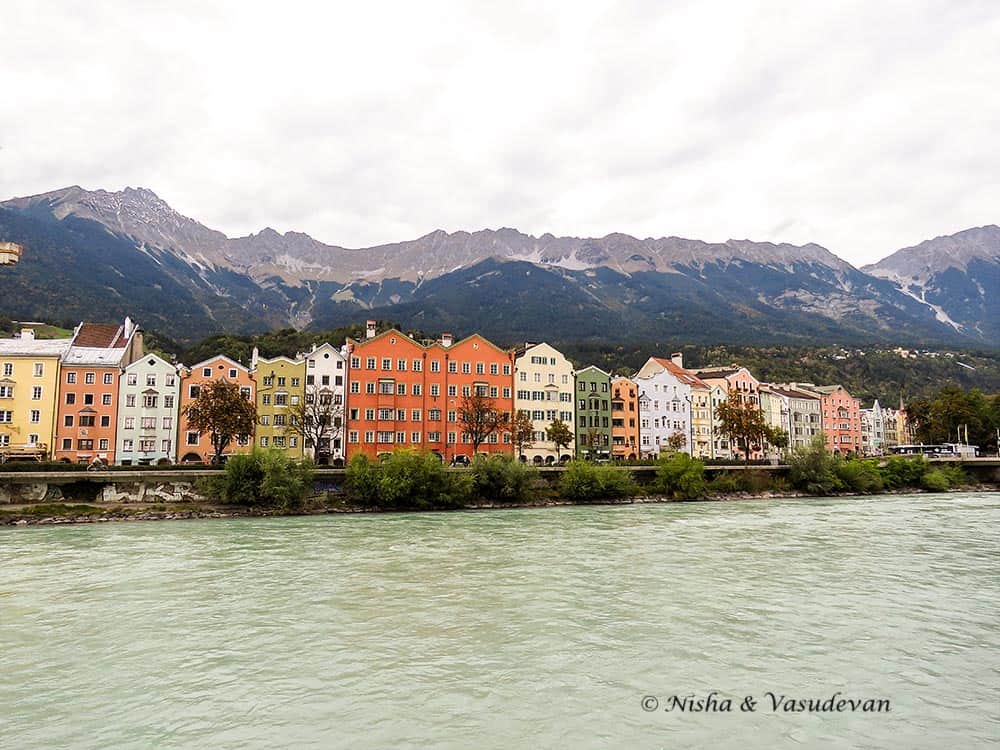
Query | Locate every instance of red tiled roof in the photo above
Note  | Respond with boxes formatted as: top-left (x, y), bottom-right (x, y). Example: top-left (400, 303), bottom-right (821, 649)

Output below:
top-left (651, 358), bottom-right (709, 389)
top-left (73, 323), bottom-right (124, 348)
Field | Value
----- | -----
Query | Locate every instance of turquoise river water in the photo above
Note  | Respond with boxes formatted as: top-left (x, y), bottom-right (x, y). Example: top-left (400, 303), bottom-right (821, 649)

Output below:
top-left (2, 492), bottom-right (998, 749)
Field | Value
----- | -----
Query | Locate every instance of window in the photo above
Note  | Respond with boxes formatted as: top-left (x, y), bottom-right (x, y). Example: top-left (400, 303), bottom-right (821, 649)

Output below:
top-left (502, 365), bottom-right (511, 375)
top-left (98, 438), bottom-right (109, 451)
top-left (350, 357), bottom-right (360, 369)
top-left (61, 438), bottom-right (72, 450)
top-left (127, 373), bottom-right (138, 386)
top-left (30, 409), bottom-right (40, 423)
top-left (380, 381), bottom-right (394, 395)
top-left (165, 375), bottom-right (176, 387)
top-left (100, 416), bottom-right (110, 428)
top-left (262, 394), bottom-right (271, 405)
top-left (448, 410), bottom-right (457, 422)
top-left (161, 439), bottom-right (171, 453)
top-left (260, 436), bottom-right (269, 447)
top-left (448, 362), bottom-right (458, 373)
top-left (104, 373), bottom-right (114, 385)
top-left (260, 415), bottom-right (270, 425)
top-left (146, 374), bottom-right (157, 387)
top-left (430, 360), bottom-right (440, 373)
top-left (396, 409), bottom-right (406, 421)
top-left (364, 431), bottom-right (375, 443)
top-left (2, 363), bottom-right (12, 377)
top-left (411, 409), bottom-right (421, 421)
top-left (366, 357), bottom-right (376, 370)
top-left (273, 436), bottom-right (286, 448)
top-left (85, 372), bottom-right (95, 385)
top-left (350, 382), bottom-right (360, 394)
top-left (377, 431), bottom-right (394, 443)
top-left (186, 432), bottom-right (199, 445)
top-left (291, 378), bottom-right (300, 388)
top-left (102, 394), bottom-right (112, 406)
top-left (229, 368), bottom-right (238, 379)
top-left (430, 384), bottom-right (440, 397)
top-left (66, 393), bottom-right (76, 405)
top-left (162, 417), bottom-right (173, 430)
top-left (366, 382), bottom-right (376, 394)
top-left (396, 431), bottom-right (406, 444)
top-left (412, 384), bottom-right (422, 396)
top-left (412, 359), bottom-right (422, 372)
top-left (141, 417), bottom-right (156, 430)
top-left (277, 377), bottom-right (286, 387)
top-left (164, 396), bottom-right (174, 409)
top-left (429, 408), bottom-right (441, 421)
top-left (396, 383), bottom-right (406, 395)
top-left (83, 394), bottom-right (94, 405)
top-left (0, 410), bottom-right (11, 423)
top-left (203, 367), bottom-right (213, 377)
top-left (274, 414), bottom-right (287, 427)
top-left (143, 395), bottom-right (158, 408)
top-left (33, 363), bottom-right (44, 377)
top-left (240, 387), bottom-right (251, 401)
top-left (77, 439), bottom-right (94, 451)
top-left (66, 371), bottom-right (76, 383)
top-left (490, 363), bottom-right (499, 375)
top-left (462, 362), bottom-right (471, 374)
top-left (447, 385), bottom-right (457, 397)
top-left (428, 431), bottom-right (441, 443)
top-left (64, 415), bottom-right (75, 427)
top-left (0, 385), bottom-right (11, 399)
top-left (274, 393), bottom-right (287, 406)
top-left (262, 376), bottom-right (274, 387)
top-left (348, 431), bottom-right (359, 443)
top-left (411, 432), bottom-right (421, 443)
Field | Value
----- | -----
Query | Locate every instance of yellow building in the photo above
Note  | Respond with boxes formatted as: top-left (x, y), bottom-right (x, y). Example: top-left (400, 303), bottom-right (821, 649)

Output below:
top-left (0, 328), bottom-right (71, 459)
top-left (251, 349), bottom-right (306, 459)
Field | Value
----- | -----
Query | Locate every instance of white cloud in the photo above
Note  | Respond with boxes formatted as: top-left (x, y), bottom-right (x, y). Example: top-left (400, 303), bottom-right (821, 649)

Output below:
top-left (0, 0), bottom-right (996, 265)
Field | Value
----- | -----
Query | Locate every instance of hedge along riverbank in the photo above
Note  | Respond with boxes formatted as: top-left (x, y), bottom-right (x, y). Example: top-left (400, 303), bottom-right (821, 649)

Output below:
top-left (341, 444), bottom-right (980, 511)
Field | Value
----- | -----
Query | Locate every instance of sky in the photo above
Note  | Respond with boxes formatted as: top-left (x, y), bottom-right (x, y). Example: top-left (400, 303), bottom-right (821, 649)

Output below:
top-left (1, 0), bottom-right (997, 266)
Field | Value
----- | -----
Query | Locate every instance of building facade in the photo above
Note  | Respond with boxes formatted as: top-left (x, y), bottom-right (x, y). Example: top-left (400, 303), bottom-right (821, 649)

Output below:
top-left (574, 365), bottom-right (612, 459)
top-left (694, 366), bottom-right (762, 460)
top-left (610, 376), bottom-right (640, 460)
top-left (633, 357), bottom-right (702, 456)
top-left (345, 324), bottom-right (515, 462)
top-left (0, 328), bottom-right (69, 459)
top-left (299, 343), bottom-right (347, 465)
top-left (116, 354), bottom-right (180, 465)
top-left (514, 342), bottom-right (575, 464)
top-left (54, 319), bottom-right (143, 463)
top-left (252, 351), bottom-right (306, 459)
top-left (768, 384), bottom-right (822, 451)
top-left (810, 384), bottom-right (862, 455)
top-left (178, 355), bottom-right (254, 463)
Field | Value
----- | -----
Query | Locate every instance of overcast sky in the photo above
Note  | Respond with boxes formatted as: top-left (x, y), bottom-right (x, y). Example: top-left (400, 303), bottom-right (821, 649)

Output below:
top-left (1, 1), bottom-right (997, 266)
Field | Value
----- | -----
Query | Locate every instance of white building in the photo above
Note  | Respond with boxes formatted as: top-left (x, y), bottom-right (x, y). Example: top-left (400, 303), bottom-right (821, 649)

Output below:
top-left (861, 399), bottom-right (887, 456)
top-left (298, 342), bottom-right (347, 465)
top-left (116, 353), bottom-right (180, 465)
top-left (514, 342), bottom-right (576, 463)
top-left (633, 357), bottom-right (697, 456)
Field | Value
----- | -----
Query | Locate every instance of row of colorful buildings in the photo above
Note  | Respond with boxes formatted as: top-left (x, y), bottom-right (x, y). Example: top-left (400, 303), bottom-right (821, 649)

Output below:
top-left (0, 318), bottom-right (911, 465)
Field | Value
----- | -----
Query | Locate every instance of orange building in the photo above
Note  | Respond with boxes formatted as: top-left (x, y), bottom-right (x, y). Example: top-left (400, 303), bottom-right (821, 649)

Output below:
top-left (54, 319), bottom-right (143, 463)
top-left (178, 355), bottom-right (255, 463)
top-left (345, 322), bottom-right (515, 462)
top-left (611, 377), bottom-right (640, 460)
top-left (811, 384), bottom-right (862, 455)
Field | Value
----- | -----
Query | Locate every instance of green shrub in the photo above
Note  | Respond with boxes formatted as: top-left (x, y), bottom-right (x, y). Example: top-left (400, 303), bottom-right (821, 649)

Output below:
top-left (834, 460), bottom-right (884, 494)
top-left (470, 455), bottom-right (536, 503)
top-left (707, 471), bottom-right (742, 495)
top-left (877, 456), bottom-right (929, 489)
top-left (346, 451), bottom-right (471, 510)
top-left (559, 461), bottom-right (634, 501)
top-left (921, 470), bottom-right (950, 492)
top-left (656, 453), bottom-right (707, 499)
top-left (215, 449), bottom-right (313, 508)
top-left (787, 435), bottom-right (841, 495)
top-left (936, 464), bottom-right (970, 488)
top-left (738, 469), bottom-right (776, 494)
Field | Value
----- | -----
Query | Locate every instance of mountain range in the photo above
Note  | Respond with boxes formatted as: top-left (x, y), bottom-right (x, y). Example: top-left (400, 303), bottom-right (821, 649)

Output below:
top-left (0, 186), bottom-right (996, 348)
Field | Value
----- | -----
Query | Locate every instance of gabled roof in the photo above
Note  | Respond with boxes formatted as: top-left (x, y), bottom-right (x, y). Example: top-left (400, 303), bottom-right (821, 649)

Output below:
top-left (575, 364), bottom-right (612, 378)
top-left (185, 354), bottom-right (249, 373)
top-left (0, 337), bottom-right (71, 357)
top-left (74, 323), bottom-right (125, 348)
top-left (648, 358), bottom-right (709, 389)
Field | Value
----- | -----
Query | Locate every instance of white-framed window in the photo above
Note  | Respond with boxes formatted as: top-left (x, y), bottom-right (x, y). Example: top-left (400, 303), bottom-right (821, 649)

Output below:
top-left (124, 417), bottom-right (135, 429)
top-left (33, 363), bottom-right (44, 377)
top-left (1, 363), bottom-right (12, 377)
top-left (161, 439), bottom-right (171, 453)
top-left (164, 395), bottom-right (174, 409)
top-left (141, 417), bottom-right (156, 430)
top-left (29, 409), bottom-right (40, 423)
top-left (411, 432), bottom-right (421, 443)
top-left (0, 385), bottom-right (12, 399)
top-left (162, 417), bottom-right (172, 430)
top-left (102, 394), bottom-right (113, 405)
top-left (85, 372), bottom-right (95, 384)
top-left (0, 410), bottom-right (12, 423)
top-left (203, 367), bottom-right (212, 377)
top-left (186, 432), bottom-right (199, 445)
top-left (66, 371), bottom-right (76, 383)
top-left (104, 373), bottom-right (114, 385)
top-left (127, 373), bottom-right (138, 386)
top-left (122, 439), bottom-right (134, 452)
top-left (260, 436), bottom-right (269, 447)
top-left (143, 395), bottom-right (157, 408)
top-left (99, 438), bottom-right (110, 451)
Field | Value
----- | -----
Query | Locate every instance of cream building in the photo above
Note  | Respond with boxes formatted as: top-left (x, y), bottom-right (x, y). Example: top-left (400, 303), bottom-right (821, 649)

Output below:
top-left (513, 342), bottom-right (575, 463)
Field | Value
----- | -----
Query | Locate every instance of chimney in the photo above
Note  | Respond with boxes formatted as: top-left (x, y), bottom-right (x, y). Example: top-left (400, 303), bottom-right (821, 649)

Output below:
top-left (440, 333), bottom-right (453, 348)
top-left (20, 328), bottom-right (34, 341)
top-left (251, 346), bottom-right (260, 370)
top-left (366, 320), bottom-right (377, 339)
top-left (671, 351), bottom-right (683, 368)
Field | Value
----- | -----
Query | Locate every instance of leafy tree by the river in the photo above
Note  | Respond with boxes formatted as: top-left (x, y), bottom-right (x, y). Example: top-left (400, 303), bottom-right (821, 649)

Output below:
top-left (182, 380), bottom-right (257, 464)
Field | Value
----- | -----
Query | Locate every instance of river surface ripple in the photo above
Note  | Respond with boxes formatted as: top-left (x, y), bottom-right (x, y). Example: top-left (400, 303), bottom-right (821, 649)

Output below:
top-left (2, 492), bottom-right (998, 749)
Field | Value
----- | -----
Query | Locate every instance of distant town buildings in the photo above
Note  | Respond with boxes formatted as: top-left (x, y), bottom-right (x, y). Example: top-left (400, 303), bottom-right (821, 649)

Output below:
top-left (1, 316), bottom-right (919, 465)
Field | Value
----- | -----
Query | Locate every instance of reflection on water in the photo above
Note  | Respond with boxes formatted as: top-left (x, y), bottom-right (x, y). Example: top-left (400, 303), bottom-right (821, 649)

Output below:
top-left (2, 493), bottom-right (998, 748)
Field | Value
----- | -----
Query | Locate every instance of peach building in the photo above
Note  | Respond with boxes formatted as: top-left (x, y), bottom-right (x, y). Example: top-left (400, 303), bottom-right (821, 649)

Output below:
top-left (178, 355), bottom-right (255, 463)
top-left (611, 377), bottom-right (640, 460)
